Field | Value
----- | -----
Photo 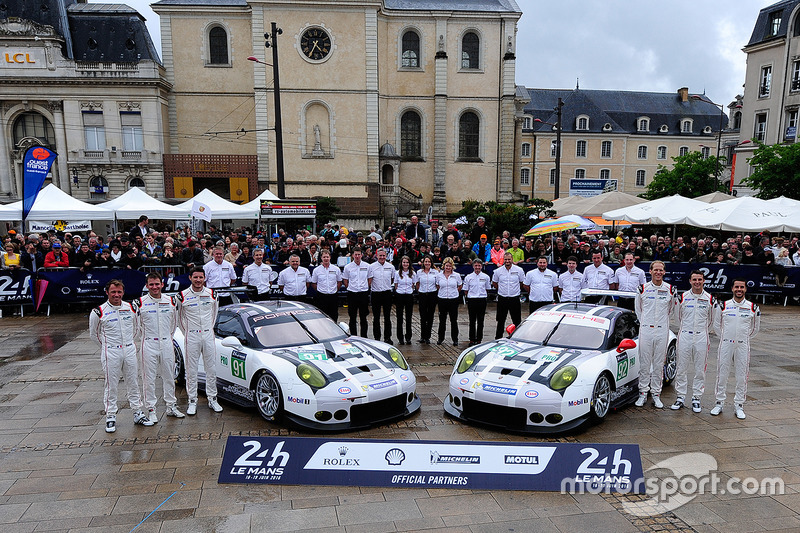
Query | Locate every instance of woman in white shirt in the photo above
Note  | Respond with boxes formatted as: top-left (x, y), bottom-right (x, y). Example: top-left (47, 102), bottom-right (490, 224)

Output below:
top-left (436, 257), bottom-right (462, 346)
top-left (414, 255), bottom-right (438, 344)
top-left (394, 256), bottom-right (415, 345)
top-left (462, 259), bottom-right (491, 346)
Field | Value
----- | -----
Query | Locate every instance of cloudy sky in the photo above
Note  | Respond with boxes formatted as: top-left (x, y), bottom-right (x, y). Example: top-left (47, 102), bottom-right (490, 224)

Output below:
top-left (124, 0), bottom-right (776, 107)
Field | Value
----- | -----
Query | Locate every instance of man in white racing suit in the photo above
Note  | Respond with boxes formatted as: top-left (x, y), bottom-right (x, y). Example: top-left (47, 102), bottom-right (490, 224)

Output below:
top-left (671, 270), bottom-right (714, 413)
top-left (177, 267), bottom-right (222, 415)
top-left (134, 272), bottom-right (184, 422)
top-left (634, 260), bottom-right (676, 409)
top-left (712, 278), bottom-right (760, 419)
top-left (90, 279), bottom-right (152, 433)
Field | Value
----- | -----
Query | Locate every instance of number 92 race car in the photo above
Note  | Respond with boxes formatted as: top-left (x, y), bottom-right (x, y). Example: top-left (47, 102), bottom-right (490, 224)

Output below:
top-left (173, 301), bottom-right (420, 431)
top-left (444, 302), bottom-right (676, 434)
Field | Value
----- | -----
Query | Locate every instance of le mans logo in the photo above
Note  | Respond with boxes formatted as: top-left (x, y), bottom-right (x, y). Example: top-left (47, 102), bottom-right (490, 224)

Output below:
top-left (31, 147), bottom-right (51, 160)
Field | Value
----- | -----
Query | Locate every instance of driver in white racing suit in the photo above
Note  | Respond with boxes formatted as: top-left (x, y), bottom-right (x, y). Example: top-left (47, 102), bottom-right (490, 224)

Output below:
top-left (671, 270), bottom-right (714, 413)
top-left (634, 260), bottom-right (676, 409)
top-left (134, 272), bottom-right (184, 422)
top-left (89, 279), bottom-right (152, 433)
top-left (712, 278), bottom-right (760, 419)
top-left (177, 267), bottom-right (222, 415)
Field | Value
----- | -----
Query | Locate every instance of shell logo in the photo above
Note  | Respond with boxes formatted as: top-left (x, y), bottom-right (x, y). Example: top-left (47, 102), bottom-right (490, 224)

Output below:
top-left (31, 147), bottom-right (51, 160)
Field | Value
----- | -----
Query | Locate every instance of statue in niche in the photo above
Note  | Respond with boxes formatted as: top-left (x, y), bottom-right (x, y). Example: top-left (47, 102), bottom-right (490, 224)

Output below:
top-left (312, 124), bottom-right (324, 156)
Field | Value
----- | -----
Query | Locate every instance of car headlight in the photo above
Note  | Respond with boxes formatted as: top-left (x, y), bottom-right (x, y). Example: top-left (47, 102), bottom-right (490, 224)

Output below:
top-left (549, 365), bottom-right (578, 390)
top-left (388, 347), bottom-right (408, 370)
top-left (297, 363), bottom-right (327, 388)
top-left (456, 350), bottom-right (477, 374)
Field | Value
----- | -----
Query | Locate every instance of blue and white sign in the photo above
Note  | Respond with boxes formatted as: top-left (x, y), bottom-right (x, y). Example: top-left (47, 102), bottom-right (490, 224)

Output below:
top-left (569, 179), bottom-right (618, 197)
top-left (219, 436), bottom-right (645, 493)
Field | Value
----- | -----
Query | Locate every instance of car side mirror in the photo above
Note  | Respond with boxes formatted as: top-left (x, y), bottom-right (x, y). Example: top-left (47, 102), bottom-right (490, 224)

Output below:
top-left (339, 322), bottom-right (351, 336)
top-left (617, 338), bottom-right (637, 353)
top-left (505, 324), bottom-right (516, 336)
top-left (221, 336), bottom-right (243, 350)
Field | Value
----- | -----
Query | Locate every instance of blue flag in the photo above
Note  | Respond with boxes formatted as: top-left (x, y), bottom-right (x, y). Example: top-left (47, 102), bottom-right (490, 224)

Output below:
top-left (22, 146), bottom-right (58, 221)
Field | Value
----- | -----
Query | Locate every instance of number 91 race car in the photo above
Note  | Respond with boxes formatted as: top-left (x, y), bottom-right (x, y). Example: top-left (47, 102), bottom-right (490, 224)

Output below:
top-left (443, 302), bottom-right (677, 434)
top-left (174, 301), bottom-right (420, 431)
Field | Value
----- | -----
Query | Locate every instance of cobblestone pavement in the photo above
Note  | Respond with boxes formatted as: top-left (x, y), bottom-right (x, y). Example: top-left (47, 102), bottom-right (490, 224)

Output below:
top-left (0, 302), bottom-right (799, 532)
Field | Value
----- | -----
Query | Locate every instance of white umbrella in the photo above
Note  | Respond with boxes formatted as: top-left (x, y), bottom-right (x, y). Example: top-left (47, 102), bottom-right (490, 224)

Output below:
top-left (767, 196), bottom-right (800, 208)
top-left (568, 191), bottom-right (647, 217)
top-left (684, 196), bottom-right (800, 232)
top-left (694, 191), bottom-right (734, 203)
top-left (603, 194), bottom-right (707, 224)
top-left (558, 214), bottom-right (598, 230)
top-left (98, 187), bottom-right (186, 219)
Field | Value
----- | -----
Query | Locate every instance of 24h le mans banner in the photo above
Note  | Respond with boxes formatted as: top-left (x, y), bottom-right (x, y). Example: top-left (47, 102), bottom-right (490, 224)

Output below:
top-left (219, 436), bottom-right (644, 493)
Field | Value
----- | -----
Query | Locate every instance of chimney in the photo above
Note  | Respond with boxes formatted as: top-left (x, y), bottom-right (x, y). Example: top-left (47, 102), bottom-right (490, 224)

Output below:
top-left (678, 87), bottom-right (689, 102)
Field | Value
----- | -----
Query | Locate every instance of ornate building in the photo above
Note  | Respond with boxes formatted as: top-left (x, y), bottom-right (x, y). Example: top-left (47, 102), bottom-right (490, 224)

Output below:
top-left (0, 0), bottom-right (168, 202)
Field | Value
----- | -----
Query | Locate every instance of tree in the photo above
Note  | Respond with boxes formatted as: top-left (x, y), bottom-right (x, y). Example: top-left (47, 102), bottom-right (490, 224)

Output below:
top-left (642, 151), bottom-right (726, 200)
top-left (744, 141), bottom-right (800, 199)
top-left (314, 196), bottom-right (340, 225)
top-left (452, 199), bottom-right (554, 237)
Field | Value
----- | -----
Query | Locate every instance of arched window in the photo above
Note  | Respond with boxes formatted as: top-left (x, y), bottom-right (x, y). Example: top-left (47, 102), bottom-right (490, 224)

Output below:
top-left (401, 30), bottom-right (420, 68)
top-left (679, 146), bottom-right (689, 157)
top-left (576, 140), bottom-right (587, 157)
top-left (400, 110), bottom-right (422, 160)
top-left (90, 175), bottom-right (109, 199)
top-left (733, 111), bottom-right (742, 130)
top-left (576, 116), bottom-right (589, 130)
top-left (461, 32), bottom-right (479, 69)
top-left (638, 118), bottom-right (650, 132)
top-left (458, 111), bottom-right (480, 160)
top-left (129, 177), bottom-right (145, 190)
top-left (209, 26), bottom-right (229, 65)
top-left (13, 112), bottom-right (56, 148)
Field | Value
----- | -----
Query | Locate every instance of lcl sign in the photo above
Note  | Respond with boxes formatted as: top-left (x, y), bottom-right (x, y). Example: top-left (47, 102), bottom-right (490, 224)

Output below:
top-left (5, 52), bottom-right (36, 64)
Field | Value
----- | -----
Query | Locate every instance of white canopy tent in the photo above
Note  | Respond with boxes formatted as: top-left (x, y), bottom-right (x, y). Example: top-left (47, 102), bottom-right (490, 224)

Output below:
top-left (684, 196), bottom-right (800, 232)
top-left (98, 187), bottom-right (187, 219)
top-left (603, 194), bottom-right (708, 224)
top-left (566, 191), bottom-right (647, 217)
top-left (694, 191), bottom-right (734, 203)
top-left (242, 188), bottom-right (280, 214)
top-left (551, 195), bottom-right (590, 216)
top-left (767, 196), bottom-right (800, 208)
top-left (175, 188), bottom-right (259, 219)
top-left (0, 184), bottom-right (114, 221)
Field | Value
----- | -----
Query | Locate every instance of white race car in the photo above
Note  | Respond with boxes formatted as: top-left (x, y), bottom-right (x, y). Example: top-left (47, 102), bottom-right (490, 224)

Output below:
top-left (444, 302), bottom-right (677, 434)
top-left (173, 301), bottom-right (420, 431)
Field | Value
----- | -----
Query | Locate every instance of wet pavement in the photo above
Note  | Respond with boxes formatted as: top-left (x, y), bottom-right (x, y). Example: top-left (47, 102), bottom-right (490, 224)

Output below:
top-left (0, 302), bottom-right (799, 532)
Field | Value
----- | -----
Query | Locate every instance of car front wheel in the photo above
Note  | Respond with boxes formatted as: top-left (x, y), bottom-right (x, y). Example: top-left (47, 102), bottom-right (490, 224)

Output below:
top-left (254, 371), bottom-right (282, 421)
top-left (590, 374), bottom-right (612, 422)
top-left (173, 341), bottom-right (185, 386)
top-left (663, 342), bottom-right (677, 386)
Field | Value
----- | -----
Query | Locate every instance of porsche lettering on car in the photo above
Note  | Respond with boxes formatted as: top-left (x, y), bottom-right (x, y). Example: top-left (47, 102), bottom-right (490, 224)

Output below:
top-left (444, 302), bottom-right (676, 434)
top-left (174, 301), bottom-right (420, 430)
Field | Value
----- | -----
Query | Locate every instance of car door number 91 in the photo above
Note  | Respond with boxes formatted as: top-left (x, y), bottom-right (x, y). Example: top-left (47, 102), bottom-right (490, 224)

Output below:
top-left (231, 358), bottom-right (246, 379)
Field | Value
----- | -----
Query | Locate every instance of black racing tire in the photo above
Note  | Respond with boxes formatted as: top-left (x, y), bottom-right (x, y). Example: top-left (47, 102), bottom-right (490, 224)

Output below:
top-left (173, 341), bottom-right (185, 386)
top-left (254, 371), bottom-right (283, 421)
top-left (663, 342), bottom-right (677, 386)
top-left (589, 373), bottom-right (612, 423)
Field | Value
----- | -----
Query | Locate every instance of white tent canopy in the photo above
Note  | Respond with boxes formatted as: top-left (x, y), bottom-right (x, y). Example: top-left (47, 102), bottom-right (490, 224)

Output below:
top-left (97, 186), bottom-right (187, 219)
top-left (242, 188), bottom-right (281, 215)
top-left (566, 191), bottom-right (647, 217)
top-left (694, 191), bottom-right (734, 203)
top-left (603, 194), bottom-right (708, 224)
top-left (174, 188), bottom-right (259, 219)
top-left (1, 183), bottom-right (114, 221)
top-left (767, 196), bottom-right (800, 208)
top-left (684, 196), bottom-right (800, 232)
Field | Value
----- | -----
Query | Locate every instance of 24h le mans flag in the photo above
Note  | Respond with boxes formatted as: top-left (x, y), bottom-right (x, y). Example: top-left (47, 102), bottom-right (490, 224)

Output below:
top-left (22, 146), bottom-right (58, 221)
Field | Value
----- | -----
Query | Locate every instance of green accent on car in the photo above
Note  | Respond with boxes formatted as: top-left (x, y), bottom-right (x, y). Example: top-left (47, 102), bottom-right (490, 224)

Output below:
top-left (297, 363), bottom-right (326, 388)
top-left (549, 365), bottom-right (578, 390)
top-left (457, 350), bottom-right (477, 374)
top-left (388, 347), bottom-right (408, 370)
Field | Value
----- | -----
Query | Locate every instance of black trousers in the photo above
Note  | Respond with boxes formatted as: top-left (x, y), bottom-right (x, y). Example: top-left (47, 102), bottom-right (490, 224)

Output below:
top-left (438, 296), bottom-right (460, 343)
top-left (495, 295), bottom-right (521, 339)
top-left (528, 300), bottom-right (552, 314)
top-left (315, 292), bottom-right (339, 321)
top-left (467, 297), bottom-right (487, 343)
top-left (395, 293), bottom-right (413, 342)
top-left (371, 290), bottom-right (393, 342)
top-left (347, 291), bottom-right (369, 337)
top-left (418, 292), bottom-right (437, 341)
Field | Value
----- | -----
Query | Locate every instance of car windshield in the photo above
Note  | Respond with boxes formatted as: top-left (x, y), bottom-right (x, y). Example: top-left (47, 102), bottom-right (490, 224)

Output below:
top-left (249, 309), bottom-right (347, 349)
top-left (511, 312), bottom-right (609, 350)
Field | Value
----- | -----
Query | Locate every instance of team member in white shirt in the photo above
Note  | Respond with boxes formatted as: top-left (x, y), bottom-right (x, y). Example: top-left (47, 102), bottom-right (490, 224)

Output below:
top-left (523, 256), bottom-right (558, 314)
top-left (436, 257), bottom-right (462, 345)
top-left (582, 251), bottom-right (616, 303)
top-left (711, 278), bottom-right (760, 419)
top-left (613, 252), bottom-right (646, 310)
top-left (242, 249), bottom-right (273, 300)
top-left (203, 247), bottom-right (237, 288)
top-left (462, 259), bottom-right (491, 345)
top-left (414, 255), bottom-right (438, 344)
top-left (671, 270), bottom-right (714, 413)
top-left (558, 256), bottom-right (583, 302)
top-left (492, 252), bottom-right (525, 339)
top-left (394, 256), bottom-right (415, 345)
top-left (311, 250), bottom-right (342, 320)
top-left (369, 248), bottom-right (396, 343)
top-left (278, 254), bottom-right (310, 301)
top-left (634, 260), bottom-right (677, 409)
top-left (342, 247), bottom-right (370, 337)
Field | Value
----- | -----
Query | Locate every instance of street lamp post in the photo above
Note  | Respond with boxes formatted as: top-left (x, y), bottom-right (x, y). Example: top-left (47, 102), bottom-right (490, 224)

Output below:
top-left (534, 97), bottom-right (564, 199)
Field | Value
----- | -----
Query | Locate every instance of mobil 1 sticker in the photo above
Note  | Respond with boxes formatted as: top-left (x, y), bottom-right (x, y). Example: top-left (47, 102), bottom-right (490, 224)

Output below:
top-left (219, 436), bottom-right (644, 493)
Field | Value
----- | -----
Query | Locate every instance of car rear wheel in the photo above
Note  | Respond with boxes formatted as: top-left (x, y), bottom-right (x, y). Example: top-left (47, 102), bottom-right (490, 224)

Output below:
top-left (590, 374), bottom-right (612, 422)
top-left (173, 341), bottom-right (185, 386)
top-left (254, 371), bottom-right (282, 421)
top-left (663, 342), bottom-right (677, 386)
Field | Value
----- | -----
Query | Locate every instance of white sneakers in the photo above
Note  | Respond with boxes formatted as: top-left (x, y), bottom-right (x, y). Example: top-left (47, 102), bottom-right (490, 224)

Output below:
top-left (635, 393), bottom-right (647, 407)
top-left (147, 408), bottom-right (158, 424)
top-left (133, 411), bottom-right (154, 426)
top-left (735, 405), bottom-right (746, 419)
top-left (105, 417), bottom-right (116, 433)
top-left (186, 401), bottom-right (197, 416)
top-left (208, 398), bottom-right (223, 413)
top-left (165, 405), bottom-right (185, 418)
top-left (710, 403), bottom-right (723, 416)
top-left (670, 398), bottom-right (684, 410)
top-left (652, 395), bottom-right (664, 409)
top-left (691, 398), bottom-right (702, 413)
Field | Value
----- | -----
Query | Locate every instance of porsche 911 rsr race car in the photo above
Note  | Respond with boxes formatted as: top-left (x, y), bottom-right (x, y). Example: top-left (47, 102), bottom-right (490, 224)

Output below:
top-left (444, 302), bottom-right (676, 434)
top-left (173, 301), bottom-right (420, 431)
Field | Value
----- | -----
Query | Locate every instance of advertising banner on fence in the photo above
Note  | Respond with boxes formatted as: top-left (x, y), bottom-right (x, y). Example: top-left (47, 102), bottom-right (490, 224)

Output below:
top-left (36, 269), bottom-right (149, 303)
top-left (219, 436), bottom-right (644, 493)
top-left (28, 220), bottom-right (92, 233)
top-left (0, 269), bottom-right (32, 304)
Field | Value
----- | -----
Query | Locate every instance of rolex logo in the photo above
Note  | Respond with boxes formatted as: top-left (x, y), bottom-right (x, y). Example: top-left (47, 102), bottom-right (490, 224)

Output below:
top-left (338, 446), bottom-right (348, 456)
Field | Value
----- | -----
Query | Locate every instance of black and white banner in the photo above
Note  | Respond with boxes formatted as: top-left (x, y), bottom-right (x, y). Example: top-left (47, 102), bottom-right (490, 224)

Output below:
top-left (219, 436), bottom-right (644, 493)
